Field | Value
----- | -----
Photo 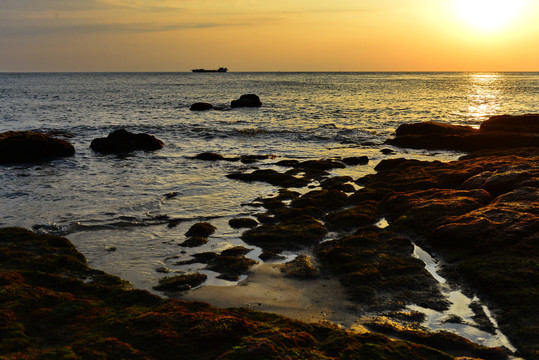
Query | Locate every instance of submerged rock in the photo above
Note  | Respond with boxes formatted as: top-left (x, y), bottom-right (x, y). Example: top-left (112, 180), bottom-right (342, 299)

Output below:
top-left (189, 102), bottom-right (214, 111)
top-left (227, 169), bottom-right (310, 188)
top-left (231, 94), bottom-right (262, 108)
top-left (90, 129), bottom-right (163, 153)
top-left (0, 131), bottom-right (75, 164)
top-left (229, 217), bottom-right (259, 229)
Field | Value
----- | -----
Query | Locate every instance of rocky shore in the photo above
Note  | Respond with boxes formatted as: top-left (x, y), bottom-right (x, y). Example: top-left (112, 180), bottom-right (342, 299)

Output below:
top-left (0, 227), bottom-right (506, 359)
top-left (2, 114), bottom-right (538, 359)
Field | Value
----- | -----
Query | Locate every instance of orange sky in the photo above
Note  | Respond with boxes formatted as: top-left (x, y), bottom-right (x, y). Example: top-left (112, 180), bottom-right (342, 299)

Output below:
top-left (1, 0), bottom-right (538, 71)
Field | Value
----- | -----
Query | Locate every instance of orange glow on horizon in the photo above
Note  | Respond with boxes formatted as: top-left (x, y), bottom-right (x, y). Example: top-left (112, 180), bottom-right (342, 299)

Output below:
top-left (0, 0), bottom-right (537, 72)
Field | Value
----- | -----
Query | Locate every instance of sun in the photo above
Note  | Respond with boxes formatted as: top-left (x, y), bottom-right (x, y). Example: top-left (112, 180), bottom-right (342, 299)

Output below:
top-left (454, 0), bottom-right (525, 32)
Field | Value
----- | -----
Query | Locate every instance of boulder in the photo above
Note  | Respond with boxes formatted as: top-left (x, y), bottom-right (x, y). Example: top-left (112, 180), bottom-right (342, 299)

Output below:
top-left (229, 218), bottom-right (259, 229)
top-left (386, 115), bottom-right (539, 152)
top-left (185, 222), bottom-right (216, 237)
top-left (479, 114), bottom-right (539, 133)
top-left (0, 131), bottom-right (75, 164)
top-left (394, 121), bottom-right (475, 137)
top-left (189, 102), bottom-right (214, 111)
top-left (90, 129), bottom-right (163, 154)
top-left (231, 94), bottom-right (262, 108)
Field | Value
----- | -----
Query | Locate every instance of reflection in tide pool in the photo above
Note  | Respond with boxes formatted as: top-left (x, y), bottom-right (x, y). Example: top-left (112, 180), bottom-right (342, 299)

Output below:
top-left (410, 243), bottom-right (518, 353)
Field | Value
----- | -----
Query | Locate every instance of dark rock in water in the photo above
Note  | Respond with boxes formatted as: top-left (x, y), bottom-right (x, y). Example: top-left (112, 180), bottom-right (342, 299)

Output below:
top-left (229, 218), bottom-right (259, 229)
top-left (207, 255), bottom-right (257, 280)
top-left (386, 115), bottom-right (539, 152)
top-left (381, 148), bottom-right (396, 155)
top-left (292, 189), bottom-right (348, 211)
top-left (295, 159), bottom-right (346, 171)
top-left (479, 114), bottom-right (539, 133)
top-left (342, 156), bottom-right (369, 166)
top-left (90, 129), bottom-right (163, 154)
top-left (153, 273), bottom-right (207, 291)
top-left (324, 201), bottom-right (378, 231)
top-left (395, 121), bottom-right (475, 137)
top-left (0, 131), bottom-right (75, 164)
top-left (180, 237), bottom-right (208, 247)
top-left (189, 102), bottom-right (214, 111)
top-left (185, 222), bottom-right (216, 237)
top-left (320, 176), bottom-right (355, 192)
top-left (194, 152), bottom-right (226, 161)
top-left (227, 169), bottom-right (309, 188)
top-left (242, 215), bottom-right (327, 251)
top-left (240, 154), bottom-right (270, 164)
top-left (276, 159), bottom-right (300, 167)
top-left (231, 94), bottom-right (262, 108)
top-left (221, 246), bottom-right (252, 257)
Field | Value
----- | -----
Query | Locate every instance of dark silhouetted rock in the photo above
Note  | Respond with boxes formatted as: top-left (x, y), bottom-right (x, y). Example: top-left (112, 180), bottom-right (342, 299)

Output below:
top-left (479, 114), bottom-right (539, 133)
top-left (231, 94), bottom-right (262, 108)
top-left (90, 129), bottom-right (163, 154)
top-left (229, 218), bottom-right (259, 229)
top-left (189, 102), bottom-right (214, 111)
top-left (194, 152), bottom-right (226, 161)
top-left (185, 222), bottom-right (216, 237)
top-left (227, 169), bottom-right (309, 188)
top-left (0, 131), bottom-right (75, 164)
top-left (342, 156), bottom-right (369, 166)
top-left (395, 121), bottom-right (475, 137)
top-left (386, 115), bottom-right (539, 152)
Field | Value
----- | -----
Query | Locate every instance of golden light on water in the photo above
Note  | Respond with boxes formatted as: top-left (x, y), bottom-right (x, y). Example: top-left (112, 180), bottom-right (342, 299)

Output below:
top-left (454, 0), bottom-right (526, 32)
top-left (464, 74), bottom-right (502, 124)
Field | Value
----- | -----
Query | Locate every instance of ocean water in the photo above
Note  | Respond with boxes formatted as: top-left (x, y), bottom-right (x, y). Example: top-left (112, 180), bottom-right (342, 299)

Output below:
top-left (1, 71), bottom-right (537, 290)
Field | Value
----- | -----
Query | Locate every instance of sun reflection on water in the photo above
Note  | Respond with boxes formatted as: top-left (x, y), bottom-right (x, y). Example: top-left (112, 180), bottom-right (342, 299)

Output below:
top-left (461, 73), bottom-right (503, 126)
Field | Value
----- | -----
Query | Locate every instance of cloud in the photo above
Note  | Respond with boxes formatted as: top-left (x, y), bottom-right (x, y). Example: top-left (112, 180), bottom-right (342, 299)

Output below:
top-left (1, 0), bottom-right (109, 11)
top-left (0, 20), bottom-right (253, 37)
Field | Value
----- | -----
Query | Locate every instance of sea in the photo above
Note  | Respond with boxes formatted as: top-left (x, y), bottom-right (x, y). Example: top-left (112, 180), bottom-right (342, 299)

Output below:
top-left (0, 72), bottom-right (537, 350)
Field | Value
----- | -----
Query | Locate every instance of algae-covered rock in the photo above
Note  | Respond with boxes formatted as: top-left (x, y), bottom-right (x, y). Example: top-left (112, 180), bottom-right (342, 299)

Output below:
top-left (242, 215), bottom-right (327, 251)
top-left (227, 169), bottom-right (310, 188)
top-left (0, 227), bottom-right (507, 359)
top-left (0, 131), bottom-right (75, 164)
top-left (153, 273), bottom-right (207, 291)
top-left (324, 201), bottom-right (378, 231)
top-left (281, 255), bottom-right (319, 279)
top-left (185, 222), bottom-right (216, 237)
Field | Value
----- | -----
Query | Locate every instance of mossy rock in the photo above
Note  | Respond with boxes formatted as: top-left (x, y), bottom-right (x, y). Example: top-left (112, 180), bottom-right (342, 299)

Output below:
top-left (153, 273), bottom-right (207, 292)
top-left (242, 215), bottom-right (327, 251)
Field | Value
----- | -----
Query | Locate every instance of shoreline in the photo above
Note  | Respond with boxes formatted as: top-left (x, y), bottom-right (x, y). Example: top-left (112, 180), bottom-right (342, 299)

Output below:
top-left (181, 262), bottom-right (369, 331)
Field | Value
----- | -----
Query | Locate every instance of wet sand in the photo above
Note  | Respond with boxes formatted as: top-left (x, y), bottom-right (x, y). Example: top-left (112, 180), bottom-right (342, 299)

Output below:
top-left (181, 262), bottom-right (368, 332)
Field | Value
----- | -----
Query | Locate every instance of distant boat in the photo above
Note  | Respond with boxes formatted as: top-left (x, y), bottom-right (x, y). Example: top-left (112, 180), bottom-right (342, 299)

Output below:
top-left (192, 67), bottom-right (228, 73)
